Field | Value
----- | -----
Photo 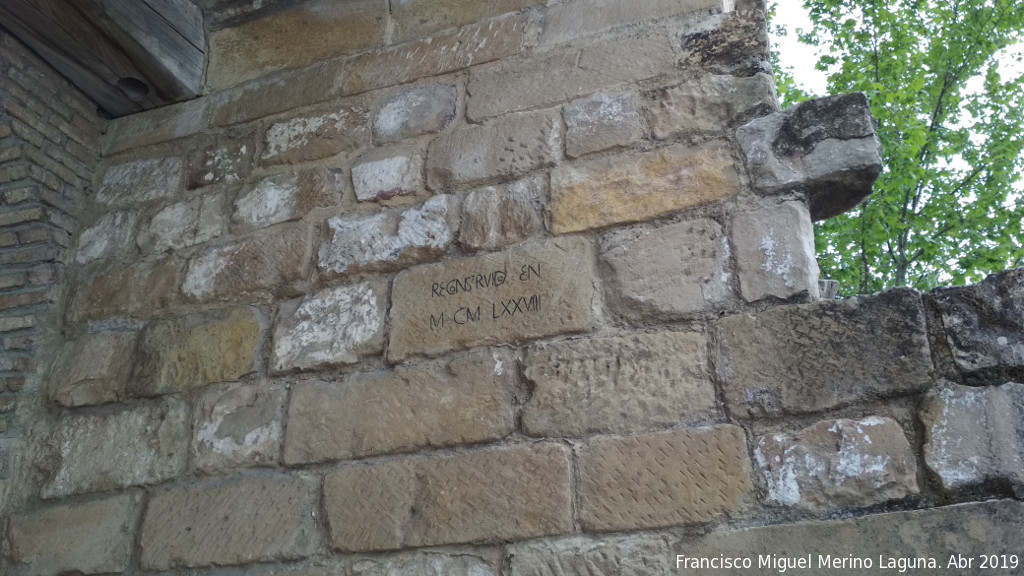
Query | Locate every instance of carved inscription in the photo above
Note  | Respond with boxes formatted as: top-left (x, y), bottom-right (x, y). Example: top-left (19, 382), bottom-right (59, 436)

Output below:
top-left (389, 237), bottom-right (595, 361)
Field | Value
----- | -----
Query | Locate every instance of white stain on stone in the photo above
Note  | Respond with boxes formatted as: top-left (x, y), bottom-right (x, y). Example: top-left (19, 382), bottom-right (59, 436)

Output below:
top-left (183, 243), bottom-right (239, 299)
top-left (234, 173), bottom-right (299, 228)
top-left (352, 154), bottom-right (423, 201)
top-left (375, 93), bottom-right (425, 139)
top-left (493, 351), bottom-right (504, 375)
top-left (755, 443), bottom-right (801, 505)
top-left (76, 211), bottom-right (137, 264)
top-left (760, 229), bottom-right (795, 285)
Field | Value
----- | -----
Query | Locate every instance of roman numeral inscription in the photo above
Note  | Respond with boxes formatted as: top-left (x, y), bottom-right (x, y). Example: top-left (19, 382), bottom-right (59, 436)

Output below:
top-left (389, 237), bottom-right (595, 361)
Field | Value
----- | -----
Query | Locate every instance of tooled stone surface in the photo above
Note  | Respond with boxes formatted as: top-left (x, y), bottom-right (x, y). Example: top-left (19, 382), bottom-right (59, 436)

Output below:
top-left (96, 156), bottom-right (182, 207)
top-left (459, 175), bottom-right (545, 251)
top-left (731, 201), bottom-right (820, 302)
top-left (562, 92), bottom-right (643, 158)
top-left (261, 105), bottom-right (370, 165)
top-left (649, 73), bottom-right (777, 139)
top-left (523, 332), bottom-right (716, 436)
top-left (351, 550), bottom-right (500, 576)
top-left (48, 330), bottom-right (139, 407)
top-left (372, 84), bottom-right (457, 144)
top-left (233, 169), bottom-right (343, 231)
top-left (192, 381), bottom-right (287, 473)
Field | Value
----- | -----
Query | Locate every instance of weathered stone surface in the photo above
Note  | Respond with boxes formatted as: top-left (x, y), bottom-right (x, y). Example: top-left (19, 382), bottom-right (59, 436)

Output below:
top-left (70, 257), bottom-right (178, 320)
top-left (324, 444), bottom-right (571, 551)
top-left (137, 195), bottom-right (223, 254)
top-left (649, 73), bottom-right (777, 139)
top-left (233, 169), bottom-right (343, 232)
top-left (48, 330), bottom-right (138, 407)
top-left (507, 534), bottom-right (673, 576)
top-left (183, 223), bottom-right (312, 300)
top-left (738, 92), bottom-right (882, 221)
top-left (468, 29), bottom-right (674, 120)
top-left (261, 105), bottom-right (369, 166)
top-left (679, 500), bottom-right (1024, 575)
top-left (579, 425), bottom-right (751, 531)
top-left (389, 236), bottom-right (595, 360)
top-left (75, 210), bottom-right (138, 264)
top-left (41, 399), bottom-right (188, 498)
top-left (352, 146), bottom-right (424, 202)
top-left (732, 202), bottom-right (819, 302)
top-left (718, 288), bottom-right (934, 417)
top-left (344, 16), bottom-right (523, 95)
top-left (284, 348), bottom-right (517, 464)
top-left (207, 0), bottom-right (385, 90)
top-left (317, 196), bottom-right (458, 277)
top-left (459, 175), bottom-right (545, 251)
top-left (600, 219), bottom-right (731, 319)
top-left (755, 416), bottom-right (918, 511)
top-left (139, 473), bottom-right (321, 569)
top-left (523, 332), bottom-right (714, 436)
top-left (551, 142), bottom-right (738, 234)
top-left (373, 84), bottom-right (457, 144)
top-left (103, 98), bottom-right (209, 155)
top-left (209, 60), bottom-right (347, 126)
top-left (929, 268), bottom-right (1024, 383)
top-left (563, 92), bottom-right (643, 158)
top-left (539, 0), bottom-right (727, 45)
top-left (922, 381), bottom-right (1024, 493)
top-left (426, 110), bottom-right (561, 191)
top-left (391, 0), bottom-right (538, 42)
top-left (677, 8), bottom-right (770, 71)
top-left (132, 307), bottom-right (262, 396)
top-left (192, 381), bottom-right (287, 472)
top-left (351, 551), bottom-right (499, 576)
top-left (271, 281), bottom-right (385, 372)
top-left (7, 492), bottom-right (142, 576)
top-left (186, 138), bottom-right (255, 189)
top-left (97, 156), bottom-right (182, 206)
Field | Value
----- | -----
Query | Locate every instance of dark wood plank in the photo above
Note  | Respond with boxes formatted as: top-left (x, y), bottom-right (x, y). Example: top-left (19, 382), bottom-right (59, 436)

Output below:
top-left (141, 0), bottom-right (205, 51)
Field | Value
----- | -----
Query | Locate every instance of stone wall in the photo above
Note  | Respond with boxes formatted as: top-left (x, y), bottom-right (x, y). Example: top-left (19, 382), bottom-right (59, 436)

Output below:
top-left (4, 0), bottom-right (1024, 574)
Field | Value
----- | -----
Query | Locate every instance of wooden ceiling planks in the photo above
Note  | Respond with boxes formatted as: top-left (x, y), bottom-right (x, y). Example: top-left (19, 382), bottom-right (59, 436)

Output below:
top-left (0, 0), bottom-right (204, 118)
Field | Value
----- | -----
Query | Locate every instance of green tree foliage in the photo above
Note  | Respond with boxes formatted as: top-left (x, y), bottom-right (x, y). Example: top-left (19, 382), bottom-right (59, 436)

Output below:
top-left (772, 0), bottom-right (1024, 295)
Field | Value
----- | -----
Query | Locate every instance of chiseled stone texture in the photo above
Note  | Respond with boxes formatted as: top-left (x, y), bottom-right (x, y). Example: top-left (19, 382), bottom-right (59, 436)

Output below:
top-left (459, 175), bottom-right (545, 251)
top-left (523, 332), bottom-right (715, 437)
top-left (507, 534), bottom-right (673, 576)
top-left (579, 425), bottom-right (751, 531)
top-left (563, 92), bottom-right (643, 158)
top-left (139, 473), bottom-right (322, 569)
top-left (600, 219), bottom-right (732, 319)
top-left (921, 381), bottom-right (1024, 492)
top-left (103, 97), bottom-right (209, 155)
top-left (186, 138), bottom-right (254, 189)
top-left (285, 348), bottom-right (517, 464)
top-left (6, 492), bottom-right (142, 576)
top-left (351, 551), bottom-right (500, 576)
top-left (390, 0), bottom-right (538, 42)
top-left (192, 381), bottom-right (287, 473)
top-left (136, 195), bottom-right (223, 254)
top-left (324, 444), bottom-right (571, 551)
top-left (538, 0), bottom-right (727, 45)
top-left (928, 268), bottom-right (1024, 383)
top-left (41, 399), bottom-right (188, 498)
top-left (649, 73), bottom-right (777, 139)
top-left (132, 307), bottom-right (262, 396)
top-left (261, 105), bottom-right (370, 166)
top-left (351, 146), bottom-right (424, 202)
top-left (271, 282), bottom-right (386, 372)
top-left (426, 110), bottom-right (561, 191)
top-left (389, 236), bottom-right (595, 361)
top-left (70, 257), bottom-right (179, 320)
top-left (717, 288), bottom-right (934, 417)
top-left (209, 60), bottom-right (347, 127)
top-left (183, 223), bottom-right (312, 301)
top-left (233, 169), bottom-right (344, 232)
top-left (75, 210), bottom-right (138, 264)
top-left (755, 416), bottom-right (918, 511)
top-left (732, 202), bottom-right (819, 302)
top-left (96, 156), bottom-right (182, 206)
top-left (317, 196), bottom-right (458, 277)
top-left (48, 330), bottom-right (138, 407)
top-left (551, 142), bottom-right (738, 234)
top-left (373, 84), bottom-right (457, 144)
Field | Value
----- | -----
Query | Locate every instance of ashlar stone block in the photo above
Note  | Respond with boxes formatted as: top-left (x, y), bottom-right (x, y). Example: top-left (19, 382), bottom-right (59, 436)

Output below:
top-left (48, 330), bottom-right (139, 407)
top-left (261, 105), bottom-right (369, 166)
top-left (373, 84), bottom-right (457, 144)
top-left (96, 156), bottom-right (182, 207)
top-left (732, 201), bottom-right (819, 302)
top-left (192, 381), bottom-right (287, 472)
top-left (562, 92), bottom-right (643, 158)
top-left (459, 175), bottom-right (545, 251)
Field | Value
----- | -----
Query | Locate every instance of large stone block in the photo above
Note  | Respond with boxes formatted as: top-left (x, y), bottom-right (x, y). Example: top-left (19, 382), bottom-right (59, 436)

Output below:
top-left (75, 210), bottom-right (138, 264)
top-left (6, 493), bottom-right (142, 576)
top-left (562, 92), bottom-right (643, 158)
top-left (921, 381), bottom-right (1024, 493)
top-left (209, 60), bottom-right (347, 126)
top-left (136, 195), bottom-right (223, 254)
top-left (261, 105), bottom-right (370, 166)
top-left (48, 330), bottom-right (138, 407)
top-left (677, 7), bottom-right (770, 70)
top-left (284, 348), bottom-right (517, 464)
top-left (523, 332), bottom-right (715, 436)
top-left (351, 551), bottom-right (500, 576)
top-left (233, 169), bottom-right (344, 232)
top-left (391, 0), bottom-right (539, 42)
top-left (550, 142), bottom-right (738, 234)
top-left (538, 0), bottom-right (728, 46)
top-left (928, 268), bottom-right (1024, 383)
top-left (467, 28), bottom-right (675, 120)
top-left (507, 534), bottom-right (673, 576)
top-left (97, 156), bottom-right (182, 207)
top-left (183, 223), bottom-right (312, 301)
top-left (351, 147), bottom-right (424, 203)
top-left (755, 416), bottom-right (918, 511)
top-left (103, 98), bottom-right (209, 154)
top-left (324, 444), bottom-right (571, 551)
top-left (717, 288), bottom-right (934, 417)
top-left (426, 110), bottom-right (561, 191)
top-left (41, 399), bottom-right (188, 498)
top-left (649, 73), bottom-right (777, 139)
top-left (132, 307), bottom-right (262, 396)
top-left (373, 84), bottom-right (457, 144)
top-left (69, 257), bottom-right (179, 320)
top-left (459, 175), bottom-right (545, 251)
top-left (271, 281), bottom-right (386, 372)
top-left (139, 473), bottom-right (322, 569)
top-left (186, 137), bottom-right (255, 189)
top-left (207, 0), bottom-right (385, 90)
top-left (317, 196), bottom-right (458, 278)
top-left (389, 236), bottom-right (595, 361)
top-left (192, 381), bottom-right (287, 472)
top-left (732, 201), bottom-right (819, 302)
top-left (600, 219), bottom-right (732, 319)
top-left (579, 425), bottom-right (751, 531)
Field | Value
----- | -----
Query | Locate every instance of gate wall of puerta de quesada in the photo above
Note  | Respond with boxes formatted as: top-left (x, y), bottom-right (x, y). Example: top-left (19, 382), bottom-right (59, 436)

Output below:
top-left (3, 0), bottom-right (1024, 574)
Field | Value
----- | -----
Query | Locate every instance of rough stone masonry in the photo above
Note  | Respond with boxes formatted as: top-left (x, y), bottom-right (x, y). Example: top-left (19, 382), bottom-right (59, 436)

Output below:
top-left (3, 0), bottom-right (1024, 575)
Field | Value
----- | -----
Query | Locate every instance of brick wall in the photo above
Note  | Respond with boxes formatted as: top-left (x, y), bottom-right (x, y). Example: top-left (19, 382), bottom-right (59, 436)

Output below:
top-left (4, 0), bottom-right (1024, 574)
